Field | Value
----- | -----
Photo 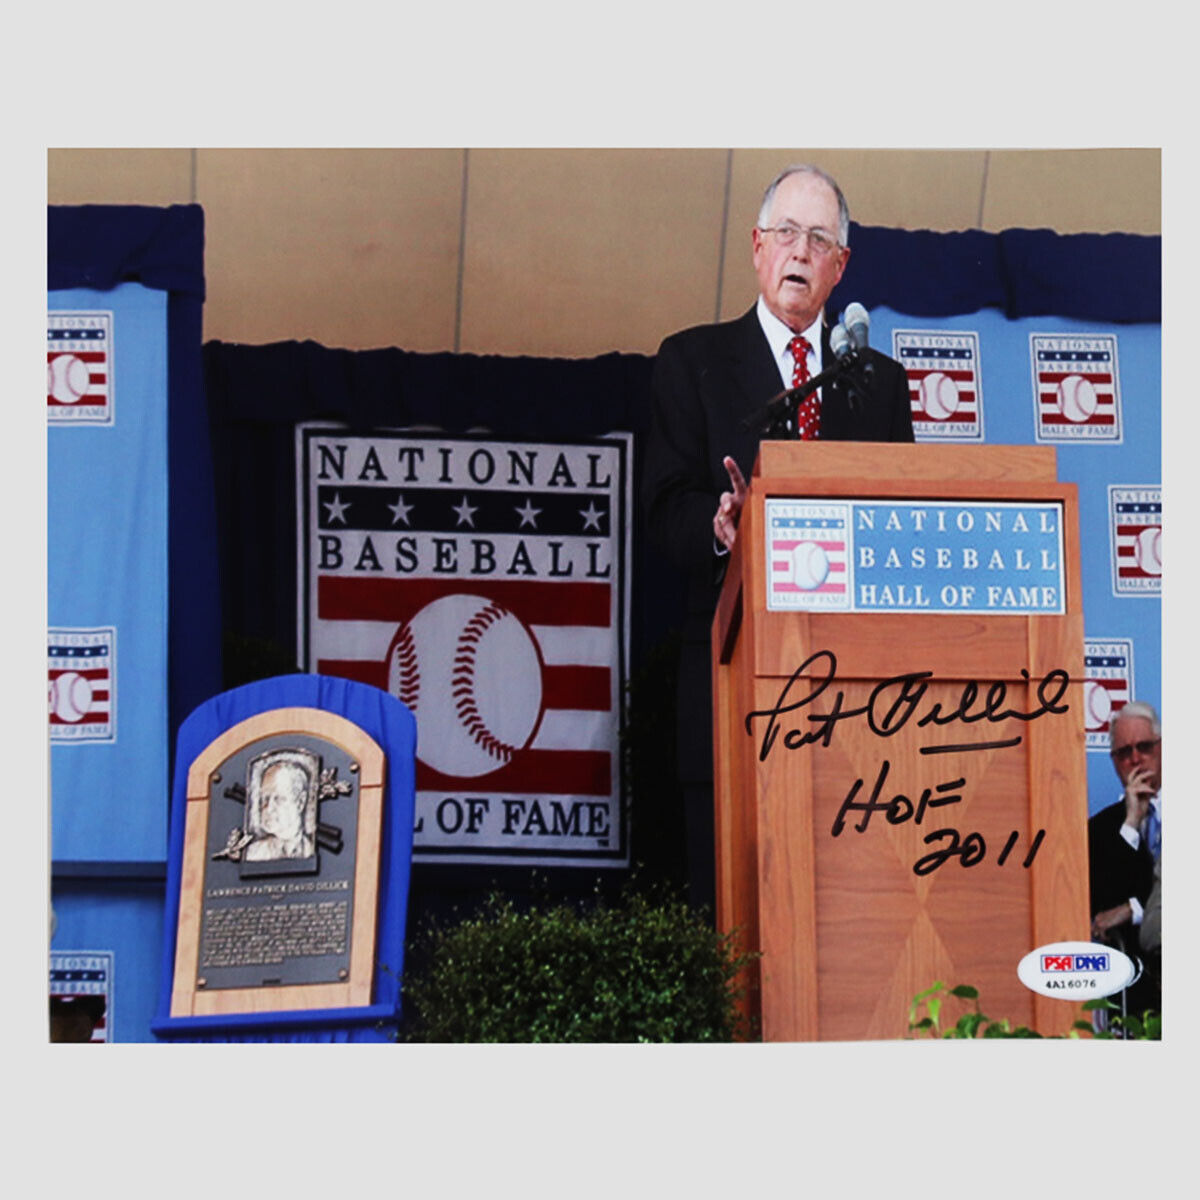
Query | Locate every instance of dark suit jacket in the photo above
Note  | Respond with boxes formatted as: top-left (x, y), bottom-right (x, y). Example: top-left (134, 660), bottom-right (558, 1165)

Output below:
top-left (642, 305), bottom-right (915, 781)
top-left (644, 306), bottom-right (913, 588)
top-left (1088, 799), bottom-right (1156, 918)
top-left (1087, 798), bottom-right (1160, 1013)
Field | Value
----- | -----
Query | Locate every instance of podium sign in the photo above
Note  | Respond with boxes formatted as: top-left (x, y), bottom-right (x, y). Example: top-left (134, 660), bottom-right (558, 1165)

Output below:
top-left (764, 497), bottom-right (1066, 615)
top-left (714, 443), bottom-right (1090, 1041)
top-left (169, 707), bottom-right (385, 1020)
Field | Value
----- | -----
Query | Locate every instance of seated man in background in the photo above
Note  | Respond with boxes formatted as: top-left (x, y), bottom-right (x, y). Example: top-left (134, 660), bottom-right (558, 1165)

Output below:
top-left (1088, 699), bottom-right (1161, 1015)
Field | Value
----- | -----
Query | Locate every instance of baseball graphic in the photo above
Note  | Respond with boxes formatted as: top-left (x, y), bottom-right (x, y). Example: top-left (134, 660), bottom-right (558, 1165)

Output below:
top-left (387, 593), bottom-right (545, 778)
top-left (1134, 526), bottom-right (1162, 576)
top-left (1084, 681), bottom-right (1113, 732)
top-left (1056, 374), bottom-right (1098, 423)
top-left (49, 672), bottom-right (92, 723)
top-left (790, 541), bottom-right (830, 591)
top-left (918, 371), bottom-right (959, 420)
top-left (48, 354), bottom-right (90, 404)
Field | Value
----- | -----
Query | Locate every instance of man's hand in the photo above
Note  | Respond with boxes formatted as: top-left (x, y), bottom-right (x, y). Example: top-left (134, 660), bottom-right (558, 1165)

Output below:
top-left (713, 456), bottom-right (747, 552)
top-left (1092, 902), bottom-right (1133, 943)
top-left (1122, 764), bottom-right (1156, 831)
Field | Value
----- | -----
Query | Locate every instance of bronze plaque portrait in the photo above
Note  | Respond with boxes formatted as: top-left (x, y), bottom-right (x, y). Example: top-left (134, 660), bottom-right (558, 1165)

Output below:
top-left (170, 708), bottom-right (384, 1019)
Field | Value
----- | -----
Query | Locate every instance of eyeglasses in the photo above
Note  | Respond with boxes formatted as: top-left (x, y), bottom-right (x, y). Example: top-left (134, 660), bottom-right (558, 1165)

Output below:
top-left (1111, 738), bottom-right (1160, 763)
top-left (757, 223), bottom-right (842, 257)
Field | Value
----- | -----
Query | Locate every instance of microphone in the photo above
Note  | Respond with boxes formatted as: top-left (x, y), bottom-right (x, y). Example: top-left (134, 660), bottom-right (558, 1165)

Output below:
top-left (830, 322), bottom-right (852, 362)
top-left (739, 310), bottom-right (871, 434)
top-left (739, 359), bottom-right (847, 434)
top-left (842, 301), bottom-right (873, 379)
top-left (844, 302), bottom-right (870, 351)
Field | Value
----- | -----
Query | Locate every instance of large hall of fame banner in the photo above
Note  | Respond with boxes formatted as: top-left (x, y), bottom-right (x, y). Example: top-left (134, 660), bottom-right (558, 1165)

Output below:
top-left (296, 428), bottom-right (633, 867)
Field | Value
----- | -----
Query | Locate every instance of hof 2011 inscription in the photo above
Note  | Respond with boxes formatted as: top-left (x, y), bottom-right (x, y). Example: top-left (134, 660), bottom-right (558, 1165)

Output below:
top-left (196, 734), bottom-right (361, 991)
top-left (744, 648), bottom-right (1068, 877)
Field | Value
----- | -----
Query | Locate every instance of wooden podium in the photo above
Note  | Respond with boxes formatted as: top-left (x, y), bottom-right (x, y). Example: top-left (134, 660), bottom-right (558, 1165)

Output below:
top-left (713, 443), bottom-right (1090, 1041)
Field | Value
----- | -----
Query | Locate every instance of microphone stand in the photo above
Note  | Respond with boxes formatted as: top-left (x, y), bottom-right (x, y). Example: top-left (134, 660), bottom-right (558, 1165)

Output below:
top-left (741, 351), bottom-right (874, 438)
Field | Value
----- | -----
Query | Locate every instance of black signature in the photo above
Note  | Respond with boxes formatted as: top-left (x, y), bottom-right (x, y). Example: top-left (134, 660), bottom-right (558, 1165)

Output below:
top-left (745, 649), bottom-right (1069, 762)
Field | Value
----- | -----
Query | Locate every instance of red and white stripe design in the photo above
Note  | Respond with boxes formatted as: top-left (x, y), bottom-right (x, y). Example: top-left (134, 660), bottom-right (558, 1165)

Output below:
top-left (769, 531), bottom-right (847, 596)
top-left (1115, 512), bottom-right (1162, 581)
top-left (47, 667), bottom-right (112, 725)
top-left (313, 576), bottom-right (615, 795)
top-left (907, 365), bottom-right (978, 423)
top-left (46, 350), bottom-right (109, 407)
top-left (1037, 367), bottom-right (1117, 427)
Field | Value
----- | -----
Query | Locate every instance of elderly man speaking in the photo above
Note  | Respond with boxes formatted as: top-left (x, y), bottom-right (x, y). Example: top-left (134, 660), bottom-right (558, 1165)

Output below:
top-left (643, 163), bottom-right (914, 913)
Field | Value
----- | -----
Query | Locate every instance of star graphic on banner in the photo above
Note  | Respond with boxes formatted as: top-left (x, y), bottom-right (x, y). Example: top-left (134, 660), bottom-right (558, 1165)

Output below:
top-left (452, 495), bottom-right (478, 528)
top-left (324, 492), bottom-right (351, 525)
top-left (580, 501), bottom-right (605, 532)
top-left (388, 493), bottom-right (414, 526)
top-left (515, 498), bottom-right (541, 529)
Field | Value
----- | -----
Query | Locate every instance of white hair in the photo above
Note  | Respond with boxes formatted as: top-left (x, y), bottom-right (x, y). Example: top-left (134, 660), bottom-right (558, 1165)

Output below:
top-left (756, 164), bottom-right (851, 247)
top-left (1110, 699), bottom-right (1161, 746)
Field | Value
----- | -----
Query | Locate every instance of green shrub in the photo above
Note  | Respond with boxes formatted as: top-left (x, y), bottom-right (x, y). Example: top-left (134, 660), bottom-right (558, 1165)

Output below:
top-left (403, 889), bottom-right (753, 1042)
top-left (908, 981), bottom-right (1161, 1040)
top-left (1078, 997), bottom-right (1162, 1040)
top-left (908, 981), bottom-right (1044, 1038)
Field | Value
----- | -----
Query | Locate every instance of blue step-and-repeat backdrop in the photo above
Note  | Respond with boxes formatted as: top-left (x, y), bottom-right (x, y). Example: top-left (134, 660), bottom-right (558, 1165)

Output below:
top-left (48, 205), bottom-right (1159, 1040)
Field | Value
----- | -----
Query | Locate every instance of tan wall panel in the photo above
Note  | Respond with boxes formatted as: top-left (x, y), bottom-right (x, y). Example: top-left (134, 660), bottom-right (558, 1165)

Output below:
top-left (459, 148), bottom-right (730, 358)
top-left (816, 148), bottom-right (991, 232)
top-left (196, 148), bottom-right (464, 350)
top-left (48, 148), bottom-right (1160, 356)
top-left (982, 148), bottom-right (1161, 234)
top-left (48, 148), bottom-right (194, 206)
top-left (718, 150), bottom-right (771, 324)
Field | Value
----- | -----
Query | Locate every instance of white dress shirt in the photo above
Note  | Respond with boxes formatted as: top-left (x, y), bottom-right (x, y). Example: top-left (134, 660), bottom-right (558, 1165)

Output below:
top-left (756, 297), bottom-right (824, 390)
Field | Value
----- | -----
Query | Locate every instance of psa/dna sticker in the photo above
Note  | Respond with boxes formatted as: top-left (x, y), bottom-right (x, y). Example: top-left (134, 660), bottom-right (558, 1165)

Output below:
top-left (1017, 941), bottom-right (1136, 1000)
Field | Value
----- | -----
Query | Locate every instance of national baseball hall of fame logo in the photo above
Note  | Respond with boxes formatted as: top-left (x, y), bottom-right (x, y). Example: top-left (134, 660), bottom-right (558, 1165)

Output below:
top-left (766, 502), bottom-right (849, 610)
top-left (50, 951), bottom-right (113, 1043)
top-left (893, 330), bottom-right (984, 441)
top-left (296, 429), bottom-right (632, 868)
top-left (48, 311), bottom-right (113, 426)
top-left (1083, 639), bottom-right (1134, 751)
top-left (1108, 486), bottom-right (1161, 596)
top-left (48, 627), bottom-right (116, 743)
top-left (1031, 333), bottom-right (1122, 442)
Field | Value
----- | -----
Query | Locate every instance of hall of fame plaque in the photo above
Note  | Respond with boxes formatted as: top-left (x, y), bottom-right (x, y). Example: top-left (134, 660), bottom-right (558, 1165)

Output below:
top-left (168, 707), bottom-right (384, 1020)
